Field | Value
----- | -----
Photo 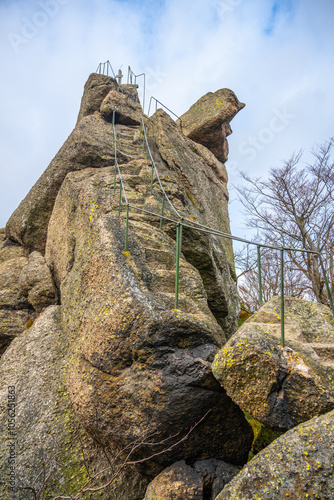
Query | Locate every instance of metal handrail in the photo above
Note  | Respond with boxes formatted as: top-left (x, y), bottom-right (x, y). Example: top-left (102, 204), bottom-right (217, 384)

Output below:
top-left (111, 107), bottom-right (334, 344)
top-left (140, 116), bottom-right (181, 219)
top-left (112, 111), bottom-right (128, 214)
top-left (147, 97), bottom-right (183, 130)
top-left (96, 60), bottom-right (124, 94)
top-left (127, 66), bottom-right (146, 112)
top-left (96, 60), bottom-right (116, 78)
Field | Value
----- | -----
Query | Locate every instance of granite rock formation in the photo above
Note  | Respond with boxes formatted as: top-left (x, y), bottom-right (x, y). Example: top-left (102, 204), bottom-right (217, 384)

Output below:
top-left (179, 88), bottom-right (245, 162)
top-left (0, 229), bottom-right (56, 355)
top-left (213, 296), bottom-right (334, 431)
top-left (0, 73), bottom-right (250, 499)
top-left (216, 409), bottom-right (334, 499)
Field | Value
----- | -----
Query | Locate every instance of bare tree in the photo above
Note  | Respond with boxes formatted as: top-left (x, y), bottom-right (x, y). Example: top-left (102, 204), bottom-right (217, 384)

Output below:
top-left (236, 138), bottom-right (334, 306)
top-left (236, 242), bottom-right (312, 313)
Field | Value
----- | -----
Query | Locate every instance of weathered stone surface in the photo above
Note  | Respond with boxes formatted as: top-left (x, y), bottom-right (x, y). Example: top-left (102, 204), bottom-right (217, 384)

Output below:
top-left (146, 109), bottom-right (240, 338)
top-left (45, 164), bottom-right (253, 482)
top-left (0, 309), bottom-right (34, 356)
top-left (0, 230), bottom-right (27, 265)
top-left (213, 297), bottom-right (334, 431)
top-left (144, 461), bottom-right (203, 500)
top-left (19, 251), bottom-right (58, 313)
top-left (193, 459), bottom-right (241, 499)
top-left (216, 409), bottom-right (334, 500)
top-left (76, 72), bottom-right (119, 123)
top-left (0, 257), bottom-right (29, 310)
top-left (0, 235), bottom-right (36, 355)
top-left (100, 88), bottom-right (142, 124)
top-left (179, 88), bottom-right (245, 162)
top-left (0, 305), bottom-right (148, 499)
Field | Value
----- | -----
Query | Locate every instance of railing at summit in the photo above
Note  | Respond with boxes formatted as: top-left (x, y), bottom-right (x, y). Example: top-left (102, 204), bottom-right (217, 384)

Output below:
top-left (127, 66), bottom-right (146, 114)
top-left (96, 60), bottom-right (116, 78)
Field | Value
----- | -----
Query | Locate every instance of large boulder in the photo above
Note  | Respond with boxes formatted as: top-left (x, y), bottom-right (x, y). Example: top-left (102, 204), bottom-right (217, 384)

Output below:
top-left (0, 305), bottom-right (148, 500)
top-left (213, 296), bottom-right (334, 431)
top-left (76, 72), bottom-right (119, 123)
top-left (193, 459), bottom-right (241, 499)
top-left (19, 251), bottom-right (58, 313)
top-left (179, 88), bottom-right (245, 162)
top-left (216, 409), bottom-right (334, 499)
top-left (144, 461), bottom-right (203, 500)
top-left (100, 88), bottom-right (142, 124)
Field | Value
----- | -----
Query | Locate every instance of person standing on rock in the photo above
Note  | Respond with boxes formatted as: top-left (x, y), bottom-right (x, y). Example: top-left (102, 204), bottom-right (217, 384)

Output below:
top-left (116, 68), bottom-right (123, 85)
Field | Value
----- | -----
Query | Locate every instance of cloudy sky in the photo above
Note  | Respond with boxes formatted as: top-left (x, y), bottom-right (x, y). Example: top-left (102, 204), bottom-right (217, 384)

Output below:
top-left (0, 0), bottom-right (333, 240)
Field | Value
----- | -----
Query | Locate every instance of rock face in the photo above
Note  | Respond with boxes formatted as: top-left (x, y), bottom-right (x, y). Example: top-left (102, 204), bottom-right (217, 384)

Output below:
top-left (0, 73), bottom-right (251, 498)
top-left (179, 88), bottom-right (245, 162)
top-left (0, 229), bottom-right (35, 356)
top-left (216, 409), bottom-right (334, 500)
top-left (45, 161), bottom-right (252, 477)
top-left (76, 72), bottom-right (119, 123)
top-left (0, 305), bottom-right (145, 500)
top-left (193, 459), bottom-right (241, 499)
top-left (213, 296), bottom-right (334, 431)
top-left (100, 88), bottom-right (142, 124)
top-left (146, 109), bottom-right (239, 337)
top-left (19, 251), bottom-right (57, 313)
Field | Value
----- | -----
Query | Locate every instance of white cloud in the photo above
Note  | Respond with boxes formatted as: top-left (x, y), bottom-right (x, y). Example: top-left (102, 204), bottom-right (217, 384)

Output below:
top-left (0, 0), bottom-right (333, 241)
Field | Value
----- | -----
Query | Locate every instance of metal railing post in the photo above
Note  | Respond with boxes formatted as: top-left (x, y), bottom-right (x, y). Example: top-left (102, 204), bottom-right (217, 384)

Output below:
top-left (160, 194), bottom-right (165, 229)
top-left (318, 254), bottom-right (334, 315)
top-left (280, 248), bottom-right (285, 346)
top-left (113, 165), bottom-right (117, 194)
top-left (257, 245), bottom-right (263, 307)
top-left (175, 221), bottom-right (183, 309)
top-left (118, 183), bottom-right (122, 216)
top-left (125, 205), bottom-right (129, 250)
top-left (150, 163), bottom-right (154, 194)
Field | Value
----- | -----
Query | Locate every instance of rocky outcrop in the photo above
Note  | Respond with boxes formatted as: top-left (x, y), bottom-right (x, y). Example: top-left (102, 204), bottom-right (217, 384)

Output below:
top-left (216, 409), bottom-right (334, 499)
top-left (213, 296), bottom-right (334, 431)
top-left (1, 72), bottom-right (250, 498)
top-left (179, 89), bottom-right (245, 162)
top-left (19, 251), bottom-right (57, 313)
top-left (5, 112), bottom-right (116, 254)
top-left (0, 305), bottom-right (147, 499)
